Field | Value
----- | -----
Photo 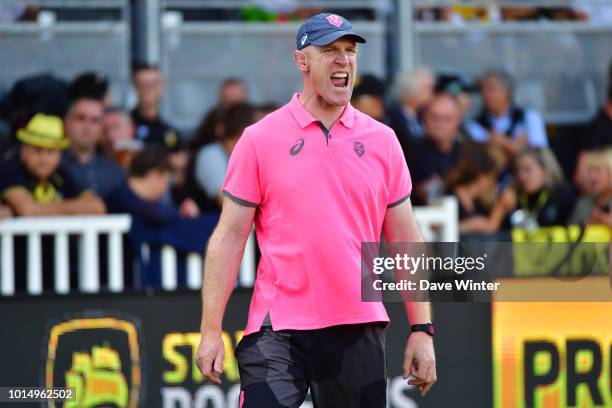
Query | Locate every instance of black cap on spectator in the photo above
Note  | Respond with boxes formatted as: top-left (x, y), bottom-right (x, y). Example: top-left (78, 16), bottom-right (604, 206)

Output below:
top-left (129, 144), bottom-right (171, 177)
top-left (352, 74), bottom-right (385, 98)
top-left (69, 72), bottom-right (109, 102)
top-left (435, 74), bottom-right (474, 95)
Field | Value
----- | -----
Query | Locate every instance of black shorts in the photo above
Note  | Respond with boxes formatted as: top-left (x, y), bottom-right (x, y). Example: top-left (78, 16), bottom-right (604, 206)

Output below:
top-left (235, 323), bottom-right (387, 408)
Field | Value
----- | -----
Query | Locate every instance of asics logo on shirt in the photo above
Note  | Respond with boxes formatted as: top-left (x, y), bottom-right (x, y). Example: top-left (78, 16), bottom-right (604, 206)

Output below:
top-left (290, 138), bottom-right (305, 156)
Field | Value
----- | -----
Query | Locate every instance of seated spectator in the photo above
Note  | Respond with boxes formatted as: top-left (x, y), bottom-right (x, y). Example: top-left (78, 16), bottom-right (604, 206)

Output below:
top-left (569, 148), bottom-right (612, 226)
top-left (388, 67), bottom-right (435, 158)
top-left (449, 147), bottom-right (571, 236)
top-left (102, 107), bottom-right (142, 170)
top-left (465, 71), bottom-right (548, 157)
top-left (351, 74), bottom-right (386, 123)
top-left (104, 146), bottom-right (218, 289)
top-left (581, 84), bottom-right (612, 150)
top-left (507, 148), bottom-right (575, 228)
top-left (409, 93), bottom-right (462, 205)
top-left (60, 97), bottom-right (125, 196)
top-left (104, 145), bottom-right (192, 223)
top-left (193, 103), bottom-right (256, 208)
top-left (192, 78), bottom-right (250, 149)
top-left (446, 145), bottom-right (497, 226)
top-left (219, 77), bottom-right (248, 107)
top-left (435, 74), bottom-right (475, 138)
top-left (167, 145), bottom-right (200, 218)
top-left (69, 71), bottom-right (111, 108)
top-left (131, 62), bottom-right (180, 151)
top-left (0, 114), bottom-right (105, 216)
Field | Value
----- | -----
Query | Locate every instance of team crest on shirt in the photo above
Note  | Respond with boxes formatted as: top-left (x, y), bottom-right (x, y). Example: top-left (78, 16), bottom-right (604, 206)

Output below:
top-left (327, 14), bottom-right (343, 27)
top-left (353, 141), bottom-right (365, 157)
top-left (290, 138), bottom-right (305, 156)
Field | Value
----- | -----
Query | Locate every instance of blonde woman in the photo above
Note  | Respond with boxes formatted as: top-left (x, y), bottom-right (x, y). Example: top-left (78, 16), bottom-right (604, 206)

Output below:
top-left (569, 148), bottom-right (612, 226)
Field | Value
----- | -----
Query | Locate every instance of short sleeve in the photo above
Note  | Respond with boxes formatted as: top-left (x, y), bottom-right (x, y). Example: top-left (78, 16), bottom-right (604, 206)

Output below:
top-left (387, 133), bottom-right (412, 208)
top-left (464, 119), bottom-right (489, 143)
top-left (524, 110), bottom-right (548, 147)
top-left (222, 131), bottom-right (261, 207)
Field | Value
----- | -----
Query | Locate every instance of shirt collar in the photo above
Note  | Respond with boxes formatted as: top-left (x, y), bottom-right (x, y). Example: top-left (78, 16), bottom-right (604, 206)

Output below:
top-left (288, 93), bottom-right (355, 130)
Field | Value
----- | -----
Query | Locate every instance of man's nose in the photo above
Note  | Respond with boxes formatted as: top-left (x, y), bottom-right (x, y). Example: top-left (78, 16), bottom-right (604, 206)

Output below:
top-left (335, 51), bottom-right (349, 66)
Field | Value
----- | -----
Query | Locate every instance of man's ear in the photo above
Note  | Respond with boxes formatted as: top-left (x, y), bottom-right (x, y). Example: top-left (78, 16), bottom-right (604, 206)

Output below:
top-left (294, 50), bottom-right (309, 73)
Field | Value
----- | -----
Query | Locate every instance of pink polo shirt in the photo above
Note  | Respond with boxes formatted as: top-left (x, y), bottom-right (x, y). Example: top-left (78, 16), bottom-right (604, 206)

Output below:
top-left (223, 93), bottom-right (412, 335)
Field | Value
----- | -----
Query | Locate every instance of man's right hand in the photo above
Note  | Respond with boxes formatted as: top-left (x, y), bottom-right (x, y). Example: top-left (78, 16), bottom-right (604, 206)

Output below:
top-left (196, 332), bottom-right (225, 384)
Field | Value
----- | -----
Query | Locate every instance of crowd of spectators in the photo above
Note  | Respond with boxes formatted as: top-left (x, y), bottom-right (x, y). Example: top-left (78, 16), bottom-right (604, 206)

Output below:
top-left (0, 58), bottom-right (611, 288)
top-left (380, 64), bottom-right (612, 240)
top-left (416, 1), bottom-right (612, 24)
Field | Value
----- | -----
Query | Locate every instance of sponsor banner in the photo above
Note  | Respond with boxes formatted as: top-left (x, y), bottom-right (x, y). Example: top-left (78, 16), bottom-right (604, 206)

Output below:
top-left (361, 242), bottom-right (611, 302)
top-left (0, 291), bottom-right (492, 408)
top-left (493, 283), bottom-right (612, 408)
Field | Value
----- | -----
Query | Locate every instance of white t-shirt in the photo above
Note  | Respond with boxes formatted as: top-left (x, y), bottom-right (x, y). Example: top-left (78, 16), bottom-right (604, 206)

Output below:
top-left (194, 142), bottom-right (228, 199)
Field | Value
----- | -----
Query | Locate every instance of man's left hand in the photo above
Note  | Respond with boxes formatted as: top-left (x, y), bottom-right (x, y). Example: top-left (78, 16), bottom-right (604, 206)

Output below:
top-left (403, 332), bottom-right (436, 396)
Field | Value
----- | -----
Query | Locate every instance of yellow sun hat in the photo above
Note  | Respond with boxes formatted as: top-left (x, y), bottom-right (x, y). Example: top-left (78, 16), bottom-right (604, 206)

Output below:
top-left (17, 113), bottom-right (69, 149)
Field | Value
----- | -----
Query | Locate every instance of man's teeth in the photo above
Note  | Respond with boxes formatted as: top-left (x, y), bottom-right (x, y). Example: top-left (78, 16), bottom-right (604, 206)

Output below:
top-left (331, 73), bottom-right (348, 78)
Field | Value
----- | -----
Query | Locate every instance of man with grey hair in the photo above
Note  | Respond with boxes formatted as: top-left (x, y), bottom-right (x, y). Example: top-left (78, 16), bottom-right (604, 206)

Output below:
top-left (388, 67), bottom-right (435, 159)
top-left (465, 70), bottom-right (548, 155)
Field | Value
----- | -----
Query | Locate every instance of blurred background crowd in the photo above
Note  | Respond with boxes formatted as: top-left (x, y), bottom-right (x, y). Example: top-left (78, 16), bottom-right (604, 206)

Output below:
top-left (2, 62), bottom-right (611, 241)
top-left (0, 0), bottom-right (611, 289)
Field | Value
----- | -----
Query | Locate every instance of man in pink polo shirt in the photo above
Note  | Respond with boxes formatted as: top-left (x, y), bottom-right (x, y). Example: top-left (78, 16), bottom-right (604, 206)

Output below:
top-left (196, 13), bottom-right (436, 407)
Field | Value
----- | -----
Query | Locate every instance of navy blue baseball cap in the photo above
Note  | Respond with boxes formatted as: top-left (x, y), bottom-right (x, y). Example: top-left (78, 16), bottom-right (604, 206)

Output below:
top-left (296, 13), bottom-right (366, 50)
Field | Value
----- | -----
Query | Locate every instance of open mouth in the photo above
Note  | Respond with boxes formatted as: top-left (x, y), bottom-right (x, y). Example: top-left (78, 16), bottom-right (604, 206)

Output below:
top-left (331, 72), bottom-right (349, 88)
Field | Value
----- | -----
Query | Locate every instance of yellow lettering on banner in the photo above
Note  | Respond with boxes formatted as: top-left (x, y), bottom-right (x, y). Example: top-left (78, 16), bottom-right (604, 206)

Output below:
top-left (185, 333), bottom-right (202, 383)
top-left (221, 331), bottom-right (241, 382)
top-left (162, 331), bottom-right (245, 385)
top-left (163, 333), bottom-right (188, 383)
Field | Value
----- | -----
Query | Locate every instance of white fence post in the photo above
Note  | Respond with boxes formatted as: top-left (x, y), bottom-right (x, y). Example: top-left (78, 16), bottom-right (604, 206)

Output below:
top-left (1, 233), bottom-right (14, 295)
top-left (441, 196), bottom-right (459, 242)
top-left (80, 228), bottom-right (99, 293)
top-left (413, 196), bottom-right (459, 242)
top-left (108, 231), bottom-right (124, 292)
top-left (186, 253), bottom-right (203, 290)
top-left (54, 232), bottom-right (69, 294)
top-left (27, 232), bottom-right (42, 295)
top-left (161, 245), bottom-right (177, 290)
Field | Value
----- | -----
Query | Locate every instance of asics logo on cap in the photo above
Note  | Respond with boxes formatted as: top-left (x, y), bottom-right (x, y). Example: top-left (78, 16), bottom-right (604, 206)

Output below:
top-left (327, 14), bottom-right (343, 27)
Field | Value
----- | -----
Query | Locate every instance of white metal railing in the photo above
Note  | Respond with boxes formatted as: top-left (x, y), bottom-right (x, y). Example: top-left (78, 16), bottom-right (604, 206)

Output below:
top-left (0, 214), bottom-right (256, 296)
top-left (0, 215), bottom-right (131, 295)
top-left (413, 196), bottom-right (459, 242)
top-left (0, 199), bottom-right (457, 296)
top-left (157, 230), bottom-right (256, 291)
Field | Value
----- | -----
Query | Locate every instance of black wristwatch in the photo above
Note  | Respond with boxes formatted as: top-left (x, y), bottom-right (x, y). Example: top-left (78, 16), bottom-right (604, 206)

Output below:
top-left (410, 323), bottom-right (435, 337)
